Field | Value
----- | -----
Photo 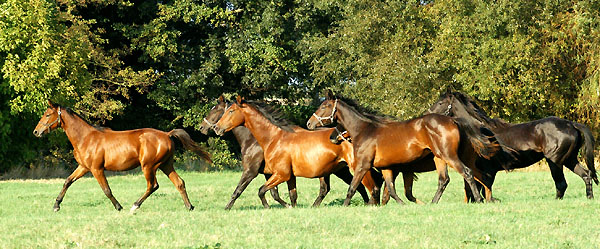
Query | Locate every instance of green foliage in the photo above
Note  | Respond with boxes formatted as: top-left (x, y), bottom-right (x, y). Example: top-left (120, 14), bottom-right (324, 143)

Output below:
top-left (1, 0), bottom-right (600, 173)
top-left (204, 137), bottom-right (241, 171)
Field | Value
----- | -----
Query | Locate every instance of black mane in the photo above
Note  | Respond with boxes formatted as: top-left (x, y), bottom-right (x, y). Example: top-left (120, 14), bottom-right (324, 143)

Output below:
top-left (449, 92), bottom-right (510, 129)
top-left (244, 100), bottom-right (298, 132)
top-left (334, 95), bottom-right (398, 124)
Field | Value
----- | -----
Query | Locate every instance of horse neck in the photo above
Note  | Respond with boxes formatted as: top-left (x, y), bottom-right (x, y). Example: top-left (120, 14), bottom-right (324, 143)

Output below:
top-left (335, 102), bottom-right (371, 138)
top-left (231, 126), bottom-right (254, 146)
top-left (61, 111), bottom-right (96, 148)
top-left (453, 102), bottom-right (511, 130)
top-left (241, 106), bottom-right (284, 149)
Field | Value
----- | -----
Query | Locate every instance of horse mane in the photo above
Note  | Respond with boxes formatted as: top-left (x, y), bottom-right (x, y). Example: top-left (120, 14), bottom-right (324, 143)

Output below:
top-left (334, 95), bottom-right (397, 124)
top-left (60, 106), bottom-right (110, 132)
top-left (244, 100), bottom-right (298, 133)
top-left (450, 92), bottom-right (510, 129)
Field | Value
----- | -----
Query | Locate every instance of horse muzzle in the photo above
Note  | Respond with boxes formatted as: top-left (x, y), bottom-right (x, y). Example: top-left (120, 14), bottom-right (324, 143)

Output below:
top-left (214, 127), bottom-right (225, 136)
top-left (32, 129), bottom-right (44, 138)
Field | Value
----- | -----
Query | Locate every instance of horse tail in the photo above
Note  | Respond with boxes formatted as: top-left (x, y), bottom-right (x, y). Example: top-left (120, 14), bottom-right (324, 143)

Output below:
top-left (454, 118), bottom-right (499, 160)
top-left (168, 129), bottom-right (212, 163)
top-left (573, 122), bottom-right (597, 184)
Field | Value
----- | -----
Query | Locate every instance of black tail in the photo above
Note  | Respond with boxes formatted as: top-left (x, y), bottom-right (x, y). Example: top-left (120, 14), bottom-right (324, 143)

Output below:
top-left (168, 129), bottom-right (212, 163)
top-left (573, 122), bottom-right (597, 184)
top-left (454, 118), bottom-right (500, 159)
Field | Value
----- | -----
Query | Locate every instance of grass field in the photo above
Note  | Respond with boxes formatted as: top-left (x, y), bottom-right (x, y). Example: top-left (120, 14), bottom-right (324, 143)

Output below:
top-left (1, 169), bottom-right (599, 248)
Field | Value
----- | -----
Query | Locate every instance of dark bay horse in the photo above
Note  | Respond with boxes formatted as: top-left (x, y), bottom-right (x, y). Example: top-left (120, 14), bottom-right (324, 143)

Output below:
top-left (429, 91), bottom-right (597, 199)
top-left (213, 96), bottom-right (379, 208)
top-left (200, 96), bottom-right (290, 209)
top-left (33, 101), bottom-right (212, 212)
top-left (307, 90), bottom-right (501, 205)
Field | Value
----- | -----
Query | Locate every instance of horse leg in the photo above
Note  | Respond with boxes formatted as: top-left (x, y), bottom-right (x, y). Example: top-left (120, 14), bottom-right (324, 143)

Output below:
top-left (53, 165), bottom-right (89, 212)
top-left (334, 167), bottom-right (370, 204)
top-left (159, 162), bottom-right (194, 210)
top-left (564, 159), bottom-right (594, 199)
top-left (444, 156), bottom-right (483, 203)
top-left (547, 159), bottom-right (568, 199)
top-left (366, 168), bottom-right (383, 205)
top-left (403, 172), bottom-right (423, 204)
top-left (287, 176), bottom-right (297, 207)
top-left (224, 168), bottom-right (260, 210)
top-left (381, 170), bottom-right (399, 205)
top-left (90, 168), bottom-right (123, 211)
top-left (431, 157), bottom-right (450, 203)
top-left (382, 169), bottom-right (404, 205)
top-left (265, 174), bottom-right (290, 208)
top-left (130, 166), bottom-right (159, 213)
top-left (342, 156), bottom-right (373, 206)
top-left (258, 173), bottom-right (290, 209)
top-left (312, 176), bottom-right (330, 207)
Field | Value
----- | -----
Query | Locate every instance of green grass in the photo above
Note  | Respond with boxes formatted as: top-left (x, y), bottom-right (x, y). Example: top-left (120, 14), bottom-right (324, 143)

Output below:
top-left (1, 170), bottom-right (599, 248)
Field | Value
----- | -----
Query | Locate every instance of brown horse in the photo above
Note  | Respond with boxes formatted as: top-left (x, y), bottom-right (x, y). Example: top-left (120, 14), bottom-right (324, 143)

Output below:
top-left (213, 96), bottom-right (380, 208)
top-left (200, 96), bottom-right (290, 209)
top-left (307, 90), bottom-right (501, 205)
top-left (33, 101), bottom-right (211, 212)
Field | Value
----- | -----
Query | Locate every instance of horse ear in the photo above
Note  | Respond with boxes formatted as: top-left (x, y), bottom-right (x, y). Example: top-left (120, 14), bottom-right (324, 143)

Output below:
top-left (218, 95), bottom-right (225, 104)
top-left (48, 100), bottom-right (56, 108)
top-left (236, 95), bottom-right (246, 105)
top-left (325, 89), bottom-right (334, 100)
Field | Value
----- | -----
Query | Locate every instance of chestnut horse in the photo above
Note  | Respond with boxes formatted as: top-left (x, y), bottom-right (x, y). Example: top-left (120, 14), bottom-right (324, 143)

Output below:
top-left (307, 90), bottom-right (501, 205)
top-left (33, 101), bottom-right (211, 212)
top-left (330, 124), bottom-right (434, 204)
top-left (429, 91), bottom-right (597, 200)
top-left (200, 96), bottom-right (289, 209)
top-left (213, 96), bottom-right (380, 208)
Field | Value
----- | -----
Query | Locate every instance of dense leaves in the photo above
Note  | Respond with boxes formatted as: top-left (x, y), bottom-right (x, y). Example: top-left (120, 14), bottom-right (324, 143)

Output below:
top-left (0, 0), bottom-right (599, 172)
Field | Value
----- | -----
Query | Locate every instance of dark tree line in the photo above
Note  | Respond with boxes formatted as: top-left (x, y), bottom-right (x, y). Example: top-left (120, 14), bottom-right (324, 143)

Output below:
top-left (1, 0), bottom-right (598, 172)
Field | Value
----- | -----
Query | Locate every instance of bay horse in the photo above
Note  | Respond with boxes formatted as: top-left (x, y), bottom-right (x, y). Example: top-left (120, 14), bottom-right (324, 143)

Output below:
top-left (428, 91), bottom-right (597, 199)
top-left (200, 96), bottom-right (290, 209)
top-left (330, 124), bottom-right (434, 204)
top-left (213, 96), bottom-right (380, 208)
top-left (33, 101), bottom-right (211, 212)
top-left (307, 90), bottom-right (501, 205)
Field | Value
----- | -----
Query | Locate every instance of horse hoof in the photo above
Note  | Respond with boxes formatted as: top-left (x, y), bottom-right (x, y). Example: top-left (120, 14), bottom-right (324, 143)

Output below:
top-left (188, 205), bottom-right (195, 211)
top-left (53, 207), bottom-right (60, 212)
top-left (129, 205), bottom-right (139, 214)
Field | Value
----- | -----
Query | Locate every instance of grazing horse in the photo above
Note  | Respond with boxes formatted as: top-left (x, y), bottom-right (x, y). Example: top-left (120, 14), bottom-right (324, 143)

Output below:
top-left (33, 101), bottom-right (211, 212)
top-left (213, 96), bottom-right (379, 208)
top-left (307, 90), bottom-right (501, 205)
top-left (428, 91), bottom-right (597, 199)
top-left (200, 96), bottom-right (290, 209)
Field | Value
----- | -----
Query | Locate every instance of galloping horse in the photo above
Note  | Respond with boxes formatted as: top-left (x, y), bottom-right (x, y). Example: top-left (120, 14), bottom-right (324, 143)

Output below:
top-left (330, 124), bottom-right (435, 204)
top-left (213, 96), bottom-right (380, 208)
top-left (200, 96), bottom-right (289, 209)
top-left (429, 91), bottom-right (597, 199)
top-left (307, 90), bottom-right (501, 205)
top-left (33, 101), bottom-right (211, 212)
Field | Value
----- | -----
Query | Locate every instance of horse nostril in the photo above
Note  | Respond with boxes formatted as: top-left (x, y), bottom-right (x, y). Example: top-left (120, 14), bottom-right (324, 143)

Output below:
top-left (33, 130), bottom-right (38, 136)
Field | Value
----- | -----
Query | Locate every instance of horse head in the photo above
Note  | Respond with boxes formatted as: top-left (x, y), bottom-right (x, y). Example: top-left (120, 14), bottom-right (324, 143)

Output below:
top-left (33, 100), bottom-right (63, 137)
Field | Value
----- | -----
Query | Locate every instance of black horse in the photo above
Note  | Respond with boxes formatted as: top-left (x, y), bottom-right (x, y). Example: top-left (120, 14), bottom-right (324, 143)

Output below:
top-left (428, 91), bottom-right (597, 200)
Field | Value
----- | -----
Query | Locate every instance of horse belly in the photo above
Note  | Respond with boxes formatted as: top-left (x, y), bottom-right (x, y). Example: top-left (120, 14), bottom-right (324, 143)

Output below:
top-left (291, 149), bottom-right (340, 178)
top-left (373, 146), bottom-right (429, 168)
top-left (103, 146), bottom-right (141, 171)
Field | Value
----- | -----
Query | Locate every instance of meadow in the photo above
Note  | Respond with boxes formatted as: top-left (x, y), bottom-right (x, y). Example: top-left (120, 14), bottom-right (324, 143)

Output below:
top-left (1, 169), bottom-right (599, 248)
